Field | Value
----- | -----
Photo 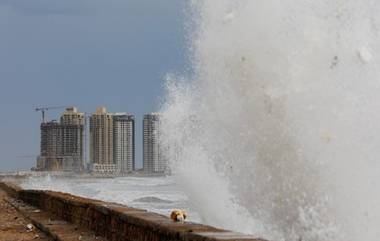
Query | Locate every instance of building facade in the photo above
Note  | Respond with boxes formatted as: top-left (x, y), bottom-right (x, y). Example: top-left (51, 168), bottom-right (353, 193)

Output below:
top-left (143, 113), bottom-right (167, 173)
top-left (40, 121), bottom-right (63, 158)
top-left (89, 107), bottom-right (115, 173)
top-left (113, 113), bottom-right (135, 173)
top-left (36, 105), bottom-right (137, 174)
top-left (38, 121), bottom-right (63, 171)
top-left (37, 107), bottom-right (84, 171)
top-left (60, 107), bottom-right (85, 171)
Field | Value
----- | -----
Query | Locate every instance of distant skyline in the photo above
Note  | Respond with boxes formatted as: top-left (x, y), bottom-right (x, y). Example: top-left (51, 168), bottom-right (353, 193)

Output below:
top-left (0, 0), bottom-right (187, 171)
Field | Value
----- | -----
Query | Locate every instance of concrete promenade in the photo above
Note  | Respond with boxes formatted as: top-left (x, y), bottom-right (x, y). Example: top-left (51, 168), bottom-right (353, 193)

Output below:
top-left (0, 182), bottom-right (267, 241)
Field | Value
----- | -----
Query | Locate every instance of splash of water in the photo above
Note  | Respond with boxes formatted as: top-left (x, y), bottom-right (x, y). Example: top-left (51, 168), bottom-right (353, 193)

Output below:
top-left (160, 1), bottom-right (380, 241)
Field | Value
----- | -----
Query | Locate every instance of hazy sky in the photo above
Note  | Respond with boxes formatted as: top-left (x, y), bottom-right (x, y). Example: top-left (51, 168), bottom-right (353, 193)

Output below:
top-left (0, 0), bottom-right (187, 171)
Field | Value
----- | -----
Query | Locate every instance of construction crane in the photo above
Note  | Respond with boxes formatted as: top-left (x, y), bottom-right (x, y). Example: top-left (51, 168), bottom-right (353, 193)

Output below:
top-left (35, 106), bottom-right (70, 123)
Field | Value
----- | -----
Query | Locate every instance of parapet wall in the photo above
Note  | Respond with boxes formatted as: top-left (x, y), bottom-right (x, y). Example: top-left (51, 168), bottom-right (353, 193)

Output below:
top-left (0, 182), bottom-right (266, 241)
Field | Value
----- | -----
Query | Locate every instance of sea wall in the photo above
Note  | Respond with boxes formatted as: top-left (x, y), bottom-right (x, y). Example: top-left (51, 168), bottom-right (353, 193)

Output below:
top-left (0, 182), bottom-right (265, 241)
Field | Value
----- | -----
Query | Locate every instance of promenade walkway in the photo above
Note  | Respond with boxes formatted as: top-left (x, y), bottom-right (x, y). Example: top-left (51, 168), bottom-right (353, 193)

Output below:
top-left (0, 189), bottom-right (50, 241)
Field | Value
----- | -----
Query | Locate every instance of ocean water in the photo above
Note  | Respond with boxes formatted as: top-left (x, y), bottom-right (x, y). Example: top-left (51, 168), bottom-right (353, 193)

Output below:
top-left (20, 175), bottom-right (201, 223)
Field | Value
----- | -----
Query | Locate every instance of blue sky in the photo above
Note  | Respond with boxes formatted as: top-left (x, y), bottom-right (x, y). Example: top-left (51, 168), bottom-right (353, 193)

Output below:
top-left (0, 0), bottom-right (187, 171)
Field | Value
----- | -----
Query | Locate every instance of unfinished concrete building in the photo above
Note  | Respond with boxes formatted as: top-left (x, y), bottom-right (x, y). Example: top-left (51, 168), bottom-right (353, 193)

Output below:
top-left (37, 121), bottom-right (64, 171)
top-left (36, 107), bottom-right (85, 172)
top-left (60, 107), bottom-right (85, 171)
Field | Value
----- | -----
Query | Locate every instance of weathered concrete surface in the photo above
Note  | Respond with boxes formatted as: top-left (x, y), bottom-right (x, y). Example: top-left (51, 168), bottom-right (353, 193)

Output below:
top-left (0, 189), bottom-right (50, 241)
top-left (6, 195), bottom-right (107, 241)
top-left (0, 182), bottom-right (268, 241)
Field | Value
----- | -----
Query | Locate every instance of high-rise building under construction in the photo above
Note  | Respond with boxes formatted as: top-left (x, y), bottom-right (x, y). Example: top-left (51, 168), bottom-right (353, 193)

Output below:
top-left (37, 121), bottom-right (63, 170)
top-left (60, 107), bottom-right (85, 170)
top-left (36, 107), bottom-right (85, 171)
top-left (36, 106), bottom-right (136, 174)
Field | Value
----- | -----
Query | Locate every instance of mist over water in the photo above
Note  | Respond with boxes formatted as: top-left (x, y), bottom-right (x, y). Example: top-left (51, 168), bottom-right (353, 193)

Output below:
top-left (161, 1), bottom-right (380, 240)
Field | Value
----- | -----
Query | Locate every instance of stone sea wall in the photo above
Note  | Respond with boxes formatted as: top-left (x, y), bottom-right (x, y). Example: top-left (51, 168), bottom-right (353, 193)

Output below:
top-left (0, 182), bottom-right (266, 241)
